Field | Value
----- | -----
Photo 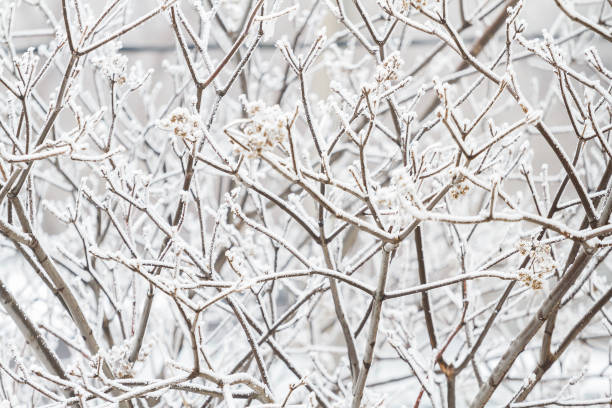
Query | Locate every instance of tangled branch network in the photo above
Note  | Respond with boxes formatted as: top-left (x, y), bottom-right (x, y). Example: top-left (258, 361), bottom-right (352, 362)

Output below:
top-left (0, 0), bottom-right (611, 406)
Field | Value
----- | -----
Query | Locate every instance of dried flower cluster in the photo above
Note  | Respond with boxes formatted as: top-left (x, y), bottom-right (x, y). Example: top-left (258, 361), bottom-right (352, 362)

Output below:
top-left (375, 52), bottom-right (404, 83)
top-left (94, 52), bottom-right (129, 85)
top-left (517, 239), bottom-right (557, 290)
top-left (236, 99), bottom-right (291, 157)
top-left (375, 167), bottom-right (421, 226)
top-left (158, 107), bottom-right (202, 141)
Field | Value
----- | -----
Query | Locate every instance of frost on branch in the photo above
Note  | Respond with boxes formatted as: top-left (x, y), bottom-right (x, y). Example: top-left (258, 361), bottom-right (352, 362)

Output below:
top-left (0, 0), bottom-right (610, 407)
